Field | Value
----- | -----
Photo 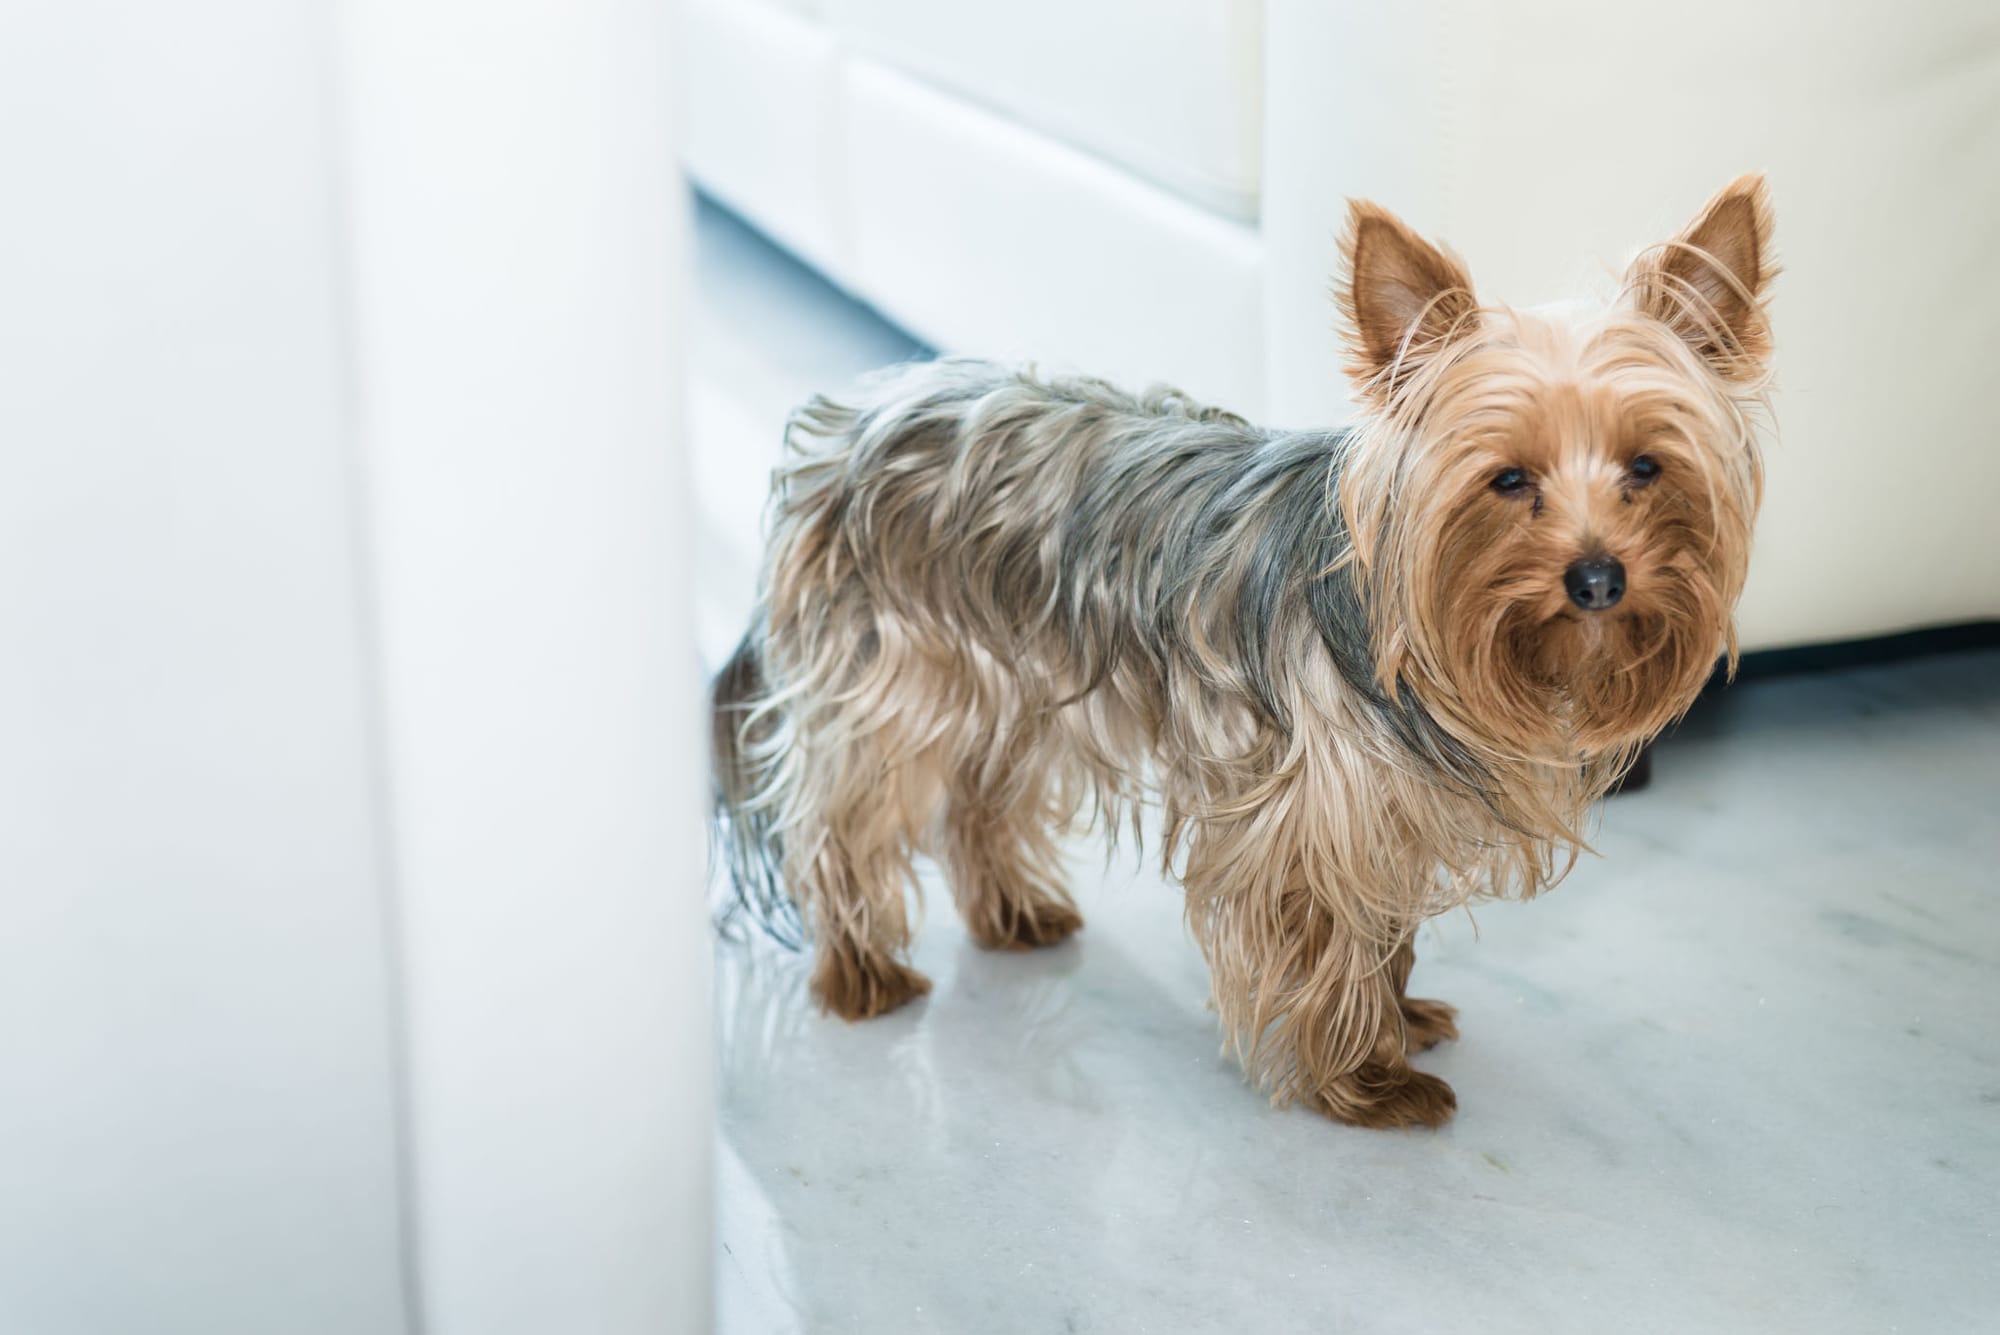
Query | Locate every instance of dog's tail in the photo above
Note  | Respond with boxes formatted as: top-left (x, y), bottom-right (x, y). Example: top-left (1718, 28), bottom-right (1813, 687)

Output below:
top-left (710, 625), bottom-right (806, 947)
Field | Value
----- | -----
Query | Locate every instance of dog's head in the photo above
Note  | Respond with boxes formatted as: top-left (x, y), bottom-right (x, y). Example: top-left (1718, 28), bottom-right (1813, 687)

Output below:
top-left (1336, 175), bottom-right (1772, 760)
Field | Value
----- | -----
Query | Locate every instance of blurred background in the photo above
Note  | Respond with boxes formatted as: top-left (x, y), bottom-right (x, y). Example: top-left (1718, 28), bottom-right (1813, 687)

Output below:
top-left (2, 0), bottom-right (1996, 1333)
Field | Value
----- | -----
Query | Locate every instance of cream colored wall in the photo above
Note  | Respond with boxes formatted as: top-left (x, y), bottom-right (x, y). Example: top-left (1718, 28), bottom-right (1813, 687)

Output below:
top-left (1263, 0), bottom-right (2000, 649)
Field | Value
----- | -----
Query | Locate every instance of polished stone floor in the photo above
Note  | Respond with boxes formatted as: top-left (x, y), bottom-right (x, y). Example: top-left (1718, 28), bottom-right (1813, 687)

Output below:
top-left (691, 201), bottom-right (2000, 1335)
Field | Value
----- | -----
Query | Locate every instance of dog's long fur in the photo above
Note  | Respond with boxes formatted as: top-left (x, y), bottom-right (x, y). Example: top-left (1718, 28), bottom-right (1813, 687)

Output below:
top-left (715, 176), bottom-right (1773, 1127)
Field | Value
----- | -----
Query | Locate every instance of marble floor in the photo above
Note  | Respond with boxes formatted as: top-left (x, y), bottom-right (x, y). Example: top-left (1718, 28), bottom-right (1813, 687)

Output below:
top-left (689, 200), bottom-right (2000, 1335)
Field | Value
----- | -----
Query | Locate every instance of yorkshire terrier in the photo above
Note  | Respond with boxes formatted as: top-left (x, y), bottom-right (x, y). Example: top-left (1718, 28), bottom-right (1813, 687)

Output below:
top-left (713, 175), bottom-right (1773, 1128)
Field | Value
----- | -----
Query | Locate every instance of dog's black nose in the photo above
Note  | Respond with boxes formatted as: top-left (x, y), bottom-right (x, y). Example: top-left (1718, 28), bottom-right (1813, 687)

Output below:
top-left (1564, 557), bottom-right (1626, 611)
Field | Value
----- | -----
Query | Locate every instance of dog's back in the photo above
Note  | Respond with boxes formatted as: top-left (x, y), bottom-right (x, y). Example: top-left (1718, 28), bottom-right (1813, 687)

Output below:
top-left (766, 358), bottom-right (1362, 715)
top-left (771, 357), bottom-right (1275, 660)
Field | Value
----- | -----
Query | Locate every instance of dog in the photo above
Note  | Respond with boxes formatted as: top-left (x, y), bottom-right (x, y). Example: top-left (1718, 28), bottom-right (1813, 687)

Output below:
top-left (712, 175), bottom-right (1772, 1127)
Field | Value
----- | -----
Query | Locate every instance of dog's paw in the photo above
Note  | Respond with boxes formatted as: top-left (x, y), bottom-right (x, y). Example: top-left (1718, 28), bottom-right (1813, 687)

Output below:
top-left (1315, 1066), bottom-right (1458, 1130)
top-left (975, 899), bottom-right (1084, 952)
top-left (1401, 997), bottom-right (1459, 1053)
top-left (811, 952), bottom-right (932, 1021)
top-left (1374, 1070), bottom-right (1458, 1128)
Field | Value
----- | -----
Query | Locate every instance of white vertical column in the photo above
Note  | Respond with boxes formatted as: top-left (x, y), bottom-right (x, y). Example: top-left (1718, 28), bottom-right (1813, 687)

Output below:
top-left (334, 0), bottom-right (709, 1331)
top-left (0, 4), bottom-right (410, 1332)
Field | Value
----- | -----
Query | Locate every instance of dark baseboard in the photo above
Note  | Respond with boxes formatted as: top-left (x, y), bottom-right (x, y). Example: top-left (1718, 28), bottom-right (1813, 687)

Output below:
top-left (1731, 620), bottom-right (2000, 681)
top-left (1619, 621), bottom-right (1999, 796)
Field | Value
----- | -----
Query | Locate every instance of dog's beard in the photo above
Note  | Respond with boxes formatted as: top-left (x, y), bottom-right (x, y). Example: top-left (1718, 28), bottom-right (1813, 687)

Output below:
top-left (1488, 585), bottom-right (1728, 757)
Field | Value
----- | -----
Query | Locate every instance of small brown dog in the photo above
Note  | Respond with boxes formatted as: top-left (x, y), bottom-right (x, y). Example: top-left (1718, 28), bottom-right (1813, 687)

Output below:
top-left (714, 176), bottom-right (1772, 1127)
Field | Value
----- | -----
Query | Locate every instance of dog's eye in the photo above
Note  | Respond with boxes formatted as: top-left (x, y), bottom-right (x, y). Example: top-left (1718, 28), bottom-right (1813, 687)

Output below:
top-left (1491, 467), bottom-right (1531, 495)
top-left (1629, 454), bottom-right (1662, 483)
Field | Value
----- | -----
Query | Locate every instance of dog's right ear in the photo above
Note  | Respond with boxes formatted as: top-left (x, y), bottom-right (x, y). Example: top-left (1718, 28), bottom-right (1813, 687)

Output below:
top-left (1337, 200), bottom-right (1479, 403)
top-left (1625, 172), bottom-right (1775, 381)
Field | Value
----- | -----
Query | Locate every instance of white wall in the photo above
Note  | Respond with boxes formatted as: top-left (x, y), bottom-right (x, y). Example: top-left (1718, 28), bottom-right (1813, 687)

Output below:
top-left (0, 2), bottom-right (707, 1331)
top-left (0, 3), bottom-right (410, 1330)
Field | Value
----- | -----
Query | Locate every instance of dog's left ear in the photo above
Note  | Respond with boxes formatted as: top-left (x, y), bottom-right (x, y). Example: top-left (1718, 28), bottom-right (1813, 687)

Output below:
top-left (1627, 172), bottom-right (1776, 379)
top-left (1337, 200), bottom-right (1479, 402)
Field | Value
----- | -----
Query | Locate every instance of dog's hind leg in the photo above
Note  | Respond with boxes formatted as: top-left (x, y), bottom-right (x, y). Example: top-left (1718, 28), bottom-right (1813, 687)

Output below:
top-left (941, 737), bottom-right (1084, 953)
top-left (943, 803), bottom-right (1084, 952)
top-left (790, 725), bottom-right (937, 1021)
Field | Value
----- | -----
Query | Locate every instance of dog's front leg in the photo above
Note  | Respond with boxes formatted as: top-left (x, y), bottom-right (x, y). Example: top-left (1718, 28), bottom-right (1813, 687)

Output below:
top-left (1189, 845), bottom-right (1457, 1129)
top-left (1388, 935), bottom-right (1460, 1055)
